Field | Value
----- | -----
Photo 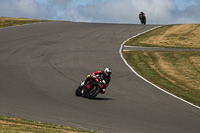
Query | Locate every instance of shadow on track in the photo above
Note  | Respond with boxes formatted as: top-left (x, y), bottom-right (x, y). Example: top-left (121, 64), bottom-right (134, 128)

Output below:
top-left (91, 97), bottom-right (114, 101)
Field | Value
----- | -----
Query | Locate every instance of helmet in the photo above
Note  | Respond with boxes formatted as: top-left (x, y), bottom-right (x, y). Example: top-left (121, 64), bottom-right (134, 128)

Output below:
top-left (104, 68), bottom-right (112, 76)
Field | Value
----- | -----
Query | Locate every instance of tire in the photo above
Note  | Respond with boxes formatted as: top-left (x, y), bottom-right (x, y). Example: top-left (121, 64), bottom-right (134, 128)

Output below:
top-left (144, 19), bottom-right (146, 25)
top-left (87, 85), bottom-right (100, 99)
top-left (75, 86), bottom-right (82, 96)
top-left (140, 18), bottom-right (146, 25)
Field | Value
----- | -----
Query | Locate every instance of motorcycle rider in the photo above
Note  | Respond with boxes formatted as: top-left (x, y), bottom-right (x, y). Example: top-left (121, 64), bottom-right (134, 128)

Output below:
top-left (139, 11), bottom-right (146, 24)
top-left (81, 67), bottom-right (112, 94)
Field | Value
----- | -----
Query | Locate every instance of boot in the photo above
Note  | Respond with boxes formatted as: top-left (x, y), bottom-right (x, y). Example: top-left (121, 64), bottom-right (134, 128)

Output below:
top-left (81, 80), bottom-right (85, 87)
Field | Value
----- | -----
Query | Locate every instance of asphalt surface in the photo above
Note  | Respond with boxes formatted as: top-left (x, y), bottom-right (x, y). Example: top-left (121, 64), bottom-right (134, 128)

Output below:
top-left (0, 22), bottom-right (200, 133)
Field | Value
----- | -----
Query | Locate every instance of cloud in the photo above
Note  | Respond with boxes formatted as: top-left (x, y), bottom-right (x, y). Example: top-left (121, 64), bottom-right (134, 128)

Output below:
top-left (58, 0), bottom-right (200, 24)
top-left (48, 0), bottom-right (73, 10)
top-left (0, 0), bottom-right (200, 24)
top-left (0, 0), bottom-right (56, 19)
top-left (0, 0), bottom-right (36, 17)
top-left (60, 0), bottom-right (177, 24)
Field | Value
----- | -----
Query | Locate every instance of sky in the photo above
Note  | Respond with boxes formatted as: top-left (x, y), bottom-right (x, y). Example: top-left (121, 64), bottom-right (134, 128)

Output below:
top-left (0, 0), bottom-right (200, 24)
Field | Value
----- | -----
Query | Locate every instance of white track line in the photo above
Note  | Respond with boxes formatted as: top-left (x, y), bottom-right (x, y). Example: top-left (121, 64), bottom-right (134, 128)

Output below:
top-left (123, 45), bottom-right (137, 48)
top-left (119, 26), bottom-right (200, 110)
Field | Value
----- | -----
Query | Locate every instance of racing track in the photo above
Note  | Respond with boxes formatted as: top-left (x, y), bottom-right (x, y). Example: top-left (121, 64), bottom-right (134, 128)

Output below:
top-left (0, 22), bottom-right (200, 133)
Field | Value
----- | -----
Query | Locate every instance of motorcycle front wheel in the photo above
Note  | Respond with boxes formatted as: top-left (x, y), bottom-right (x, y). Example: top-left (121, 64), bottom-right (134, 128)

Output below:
top-left (75, 86), bottom-right (82, 96)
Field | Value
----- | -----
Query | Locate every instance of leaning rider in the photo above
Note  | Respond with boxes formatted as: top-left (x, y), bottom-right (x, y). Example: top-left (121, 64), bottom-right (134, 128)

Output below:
top-left (81, 67), bottom-right (112, 94)
top-left (139, 11), bottom-right (146, 24)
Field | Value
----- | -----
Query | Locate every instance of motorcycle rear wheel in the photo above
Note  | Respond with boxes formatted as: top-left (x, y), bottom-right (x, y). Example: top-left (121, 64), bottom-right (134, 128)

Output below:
top-left (87, 85), bottom-right (100, 99)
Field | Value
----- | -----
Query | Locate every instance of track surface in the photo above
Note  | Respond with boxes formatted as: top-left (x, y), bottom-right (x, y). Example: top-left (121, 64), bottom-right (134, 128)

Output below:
top-left (0, 22), bottom-right (200, 133)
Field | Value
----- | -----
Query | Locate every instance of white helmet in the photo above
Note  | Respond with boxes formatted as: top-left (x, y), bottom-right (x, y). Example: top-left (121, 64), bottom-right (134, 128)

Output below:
top-left (104, 68), bottom-right (112, 76)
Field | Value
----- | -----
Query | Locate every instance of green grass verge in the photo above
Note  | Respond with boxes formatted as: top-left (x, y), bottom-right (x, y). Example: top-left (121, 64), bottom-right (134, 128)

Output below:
top-left (0, 115), bottom-right (98, 133)
top-left (0, 17), bottom-right (50, 28)
top-left (124, 24), bottom-right (200, 106)
top-left (124, 51), bottom-right (200, 106)
top-left (125, 24), bottom-right (200, 49)
top-left (125, 25), bottom-right (175, 47)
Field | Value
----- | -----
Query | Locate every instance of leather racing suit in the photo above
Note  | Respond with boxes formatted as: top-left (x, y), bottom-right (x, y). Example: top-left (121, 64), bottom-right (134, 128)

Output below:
top-left (83, 70), bottom-right (111, 94)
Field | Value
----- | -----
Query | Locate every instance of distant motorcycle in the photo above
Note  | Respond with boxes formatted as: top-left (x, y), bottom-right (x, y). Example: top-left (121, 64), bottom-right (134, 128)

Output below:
top-left (139, 12), bottom-right (146, 25)
top-left (75, 75), bottom-right (103, 99)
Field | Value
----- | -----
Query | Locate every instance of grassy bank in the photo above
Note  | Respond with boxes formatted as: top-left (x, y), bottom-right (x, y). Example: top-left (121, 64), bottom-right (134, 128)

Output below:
top-left (0, 17), bottom-right (49, 28)
top-left (126, 24), bottom-right (200, 49)
top-left (124, 51), bottom-right (200, 106)
top-left (0, 115), bottom-right (97, 133)
top-left (124, 24), bottom-right (200, 106)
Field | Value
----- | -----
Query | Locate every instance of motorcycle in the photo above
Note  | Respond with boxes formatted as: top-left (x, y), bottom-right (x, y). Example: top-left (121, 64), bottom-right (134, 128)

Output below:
top-left (75, 75), bottom-right (103, 99)
top-left (140, 15), bottom-right (146, 25)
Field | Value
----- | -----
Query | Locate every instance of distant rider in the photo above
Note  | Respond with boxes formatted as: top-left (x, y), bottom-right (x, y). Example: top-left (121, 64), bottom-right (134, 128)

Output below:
top-left (81, 67), bottom-right (112, 94)
top-left (139, 12), bottom-right (146, 24)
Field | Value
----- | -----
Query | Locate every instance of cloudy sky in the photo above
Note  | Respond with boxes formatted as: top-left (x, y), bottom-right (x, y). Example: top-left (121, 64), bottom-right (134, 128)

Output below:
top-left (0, 0), bottom-right (200, 24)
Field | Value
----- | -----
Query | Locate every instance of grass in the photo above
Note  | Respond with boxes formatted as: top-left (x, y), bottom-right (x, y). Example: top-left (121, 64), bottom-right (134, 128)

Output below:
top-left (0, 115), bottom-right (98, 133)
top-left (124, 24), bottom-right (200, 107)
top-left (0, 17), bottom-right (49, 28)
top-left (125, 25), bottom-right (174, 47)
top-left (124, 51), bottom-right (200, 106)
top-left (125, 24), bottom-right (200, 49)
